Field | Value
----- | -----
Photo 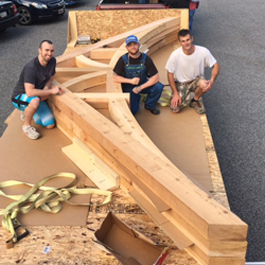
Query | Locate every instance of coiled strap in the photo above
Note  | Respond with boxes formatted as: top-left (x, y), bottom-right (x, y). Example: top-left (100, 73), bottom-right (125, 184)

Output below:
top-left (0, 172), bottom-right (112, 248)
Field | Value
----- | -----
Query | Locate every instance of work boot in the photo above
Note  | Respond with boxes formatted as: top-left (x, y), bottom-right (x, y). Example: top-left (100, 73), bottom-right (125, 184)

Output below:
top-left (145, 106), bottom-right (160, 115)
top-left (22, 125), bottom-right (40, 140)
top-left (189, 100), bottom-right (205, 114)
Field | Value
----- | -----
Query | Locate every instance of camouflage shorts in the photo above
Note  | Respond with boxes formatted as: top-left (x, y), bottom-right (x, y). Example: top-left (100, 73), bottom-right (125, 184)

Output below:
top-left (170, 76), bottom-right (203, 112)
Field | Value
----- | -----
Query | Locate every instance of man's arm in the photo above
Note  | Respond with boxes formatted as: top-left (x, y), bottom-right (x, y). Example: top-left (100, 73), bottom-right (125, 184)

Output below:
top-left (167, 71), bottom-right (181, 108)
top-left (210, 62), bottom-right (220, 84)
top-left (113, 73), bottom-right (140, 86)
top-left (25, 76), bottom-right (63, 98)
top-left (133, 56), bottom-right (160, 94)
top-left (43, 76), bottom-right (55, 90)
top-left (113, 56), bottom-right (140, 86)
top-left (41, 76), bottom-right (58, 100)
top-left (133, 73), bottom-right (159, 94)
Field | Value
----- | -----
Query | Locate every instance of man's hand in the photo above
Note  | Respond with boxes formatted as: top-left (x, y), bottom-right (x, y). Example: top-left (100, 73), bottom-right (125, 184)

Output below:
top-left (171, 93), bottom-right (182, 108)
top-left (132, 86), bottom-right (142, 94)
top-left (130, 77), bottom-right (140, 85)
top-left (202, 80), bottom-right (213, 92)
top-left (51, 86), bottom-right (65, 95)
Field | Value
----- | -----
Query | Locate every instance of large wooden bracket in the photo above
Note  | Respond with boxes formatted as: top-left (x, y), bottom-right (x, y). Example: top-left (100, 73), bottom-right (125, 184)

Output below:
top-left (52, 15), bottom-right (248, 265)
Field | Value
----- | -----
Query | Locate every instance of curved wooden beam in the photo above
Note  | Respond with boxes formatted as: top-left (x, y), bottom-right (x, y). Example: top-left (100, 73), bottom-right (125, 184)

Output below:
top-left (55, 67), bottom-right (111, 84)
top-left (90, 48), bottom-right (121, 60)
top-left (75, 92), bottom-right (129, 109)
top-left (109, 98), bottom-right (170, 159)
top-left (75, 55), bottom-right (109, 68)
top-left (62, 71), bottom-right (107, 92)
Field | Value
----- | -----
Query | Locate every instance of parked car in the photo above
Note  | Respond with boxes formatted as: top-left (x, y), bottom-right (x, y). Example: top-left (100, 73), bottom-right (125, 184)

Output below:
top-left (0, 1), bottom-right (19, 31)
top-left (9, 0), bottom-right (65, 25)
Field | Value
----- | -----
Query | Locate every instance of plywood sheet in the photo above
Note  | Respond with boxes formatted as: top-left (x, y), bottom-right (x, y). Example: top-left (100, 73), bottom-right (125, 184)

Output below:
top-left (0, 207), bottom-right (199, 265)
top-left (75, 9), bottom-right (183, 43)
top-left (0, 110), bottom-right (94, 226)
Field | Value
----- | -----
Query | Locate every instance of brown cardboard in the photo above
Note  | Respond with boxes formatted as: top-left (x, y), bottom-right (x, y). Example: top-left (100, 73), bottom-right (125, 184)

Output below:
top-left (151, 42), bottom-right (177, 86)
top-left (0, 110), bottom-right (94, 226)
top-left (136, 105), bottom-right (213, 192)
top-left (94, 212), bottom-right (169, 265)
top-left (136, 41), bottom-right (213, 192)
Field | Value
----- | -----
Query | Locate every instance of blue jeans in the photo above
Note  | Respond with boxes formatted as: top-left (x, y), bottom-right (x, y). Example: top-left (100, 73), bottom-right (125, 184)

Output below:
top-left (139, 0), bottom-right (149, 3)
top-left (189, 9), bottom-right (196, 34)
top-left (127, 82), bottom-right (164, 115)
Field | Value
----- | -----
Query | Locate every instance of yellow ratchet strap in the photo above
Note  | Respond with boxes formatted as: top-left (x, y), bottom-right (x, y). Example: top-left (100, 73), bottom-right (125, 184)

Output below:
top-left (0, 172), bottom-right (112, 249)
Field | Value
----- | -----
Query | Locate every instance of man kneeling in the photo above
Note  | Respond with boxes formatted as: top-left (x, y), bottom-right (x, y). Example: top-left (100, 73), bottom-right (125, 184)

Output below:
top-left (11, 40), bottom-right (64, 140)
top-left (113, 35), bottom-right (164, 115)
top-left (166, 29), bottom-right (220, 114)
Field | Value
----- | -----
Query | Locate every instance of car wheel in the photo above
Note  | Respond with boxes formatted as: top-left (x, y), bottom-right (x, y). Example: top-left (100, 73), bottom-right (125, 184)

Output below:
top-left (18, 7), bottom-right (32, 25)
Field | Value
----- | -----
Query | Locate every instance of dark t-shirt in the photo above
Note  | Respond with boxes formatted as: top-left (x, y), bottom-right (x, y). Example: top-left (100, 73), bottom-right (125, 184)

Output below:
top-left (12, 56), bottom-right (56, 99)
top-left (113, 53), bottom-right (158, 78)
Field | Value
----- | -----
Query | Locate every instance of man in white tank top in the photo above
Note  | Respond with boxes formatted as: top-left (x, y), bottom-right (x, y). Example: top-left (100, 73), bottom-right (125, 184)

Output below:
top-left (165, 29), bottom-right (220, 114)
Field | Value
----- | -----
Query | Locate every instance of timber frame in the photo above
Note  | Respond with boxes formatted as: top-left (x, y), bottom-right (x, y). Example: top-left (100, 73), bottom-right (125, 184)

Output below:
top-left (50, 13), bottom-right (248, 265)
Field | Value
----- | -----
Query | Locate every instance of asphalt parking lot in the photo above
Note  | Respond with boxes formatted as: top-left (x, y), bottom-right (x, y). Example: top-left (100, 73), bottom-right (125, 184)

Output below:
top-left (194, 1), bottom-right (265, 262)
top-left (1, 0), bottom-right (265, 262)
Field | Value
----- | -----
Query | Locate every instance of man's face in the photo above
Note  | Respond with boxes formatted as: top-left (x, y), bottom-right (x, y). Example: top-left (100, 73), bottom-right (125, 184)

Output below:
top-left (38, 42), bottom-right (55, 63)
top-left (179, 34), bottom-right (193, 52)
top-left (126, 42), bottom-right (140, 55)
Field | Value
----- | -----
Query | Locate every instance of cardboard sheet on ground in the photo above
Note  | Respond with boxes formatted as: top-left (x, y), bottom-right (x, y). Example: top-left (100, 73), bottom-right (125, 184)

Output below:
top-left (0, 110), bottom-right (95, 226)
top-left (136, 106), bottom-right (213, 192)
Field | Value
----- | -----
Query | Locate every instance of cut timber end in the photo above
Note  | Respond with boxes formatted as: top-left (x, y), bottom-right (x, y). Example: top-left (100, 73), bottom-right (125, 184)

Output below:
top-left (129, 189), bottom-right (194, 250)
top-left (62, 137), bottom-right (119, 191)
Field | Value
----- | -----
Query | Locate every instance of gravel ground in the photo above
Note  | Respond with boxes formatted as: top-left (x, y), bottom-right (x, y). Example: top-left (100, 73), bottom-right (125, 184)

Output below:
top-left (1, 0), bottom-right (265, 261)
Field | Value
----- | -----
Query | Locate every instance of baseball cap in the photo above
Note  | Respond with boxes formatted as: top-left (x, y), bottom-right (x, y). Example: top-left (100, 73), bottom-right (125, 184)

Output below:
top-left (125, 35), bottom-right (139, 46)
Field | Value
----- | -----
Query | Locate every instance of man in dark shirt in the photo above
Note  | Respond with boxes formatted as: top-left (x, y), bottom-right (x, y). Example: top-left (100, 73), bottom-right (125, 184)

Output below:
top-left (11, 40), bottom-right (64, 140)
top-left (113, 35), bottom-right (164, 115)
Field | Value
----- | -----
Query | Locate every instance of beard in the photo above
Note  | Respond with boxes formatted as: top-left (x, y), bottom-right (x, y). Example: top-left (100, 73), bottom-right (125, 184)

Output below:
top-left (129, 49), bottom-right (140, 56)
top-left (40, 53), bottom-right (52, 64)
top-left (44, 56), bottom-right (52, 62)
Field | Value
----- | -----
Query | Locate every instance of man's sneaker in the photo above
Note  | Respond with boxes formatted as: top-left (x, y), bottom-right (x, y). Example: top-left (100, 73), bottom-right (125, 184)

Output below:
top-left (189, 100), bottom-right (205, 114)
top-left (145, 106), bottom-right (160, 115)
top-left (20, 112), bottom-right (25, 121)
top-left (22, 125), bottom-right (40, 140)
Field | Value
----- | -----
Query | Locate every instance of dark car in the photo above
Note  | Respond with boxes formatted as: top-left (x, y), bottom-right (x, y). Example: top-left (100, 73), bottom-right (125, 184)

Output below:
top-left (10, 0), bottom-right (65, 25)
top-left (0, 1), bottom-right (19, 31)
